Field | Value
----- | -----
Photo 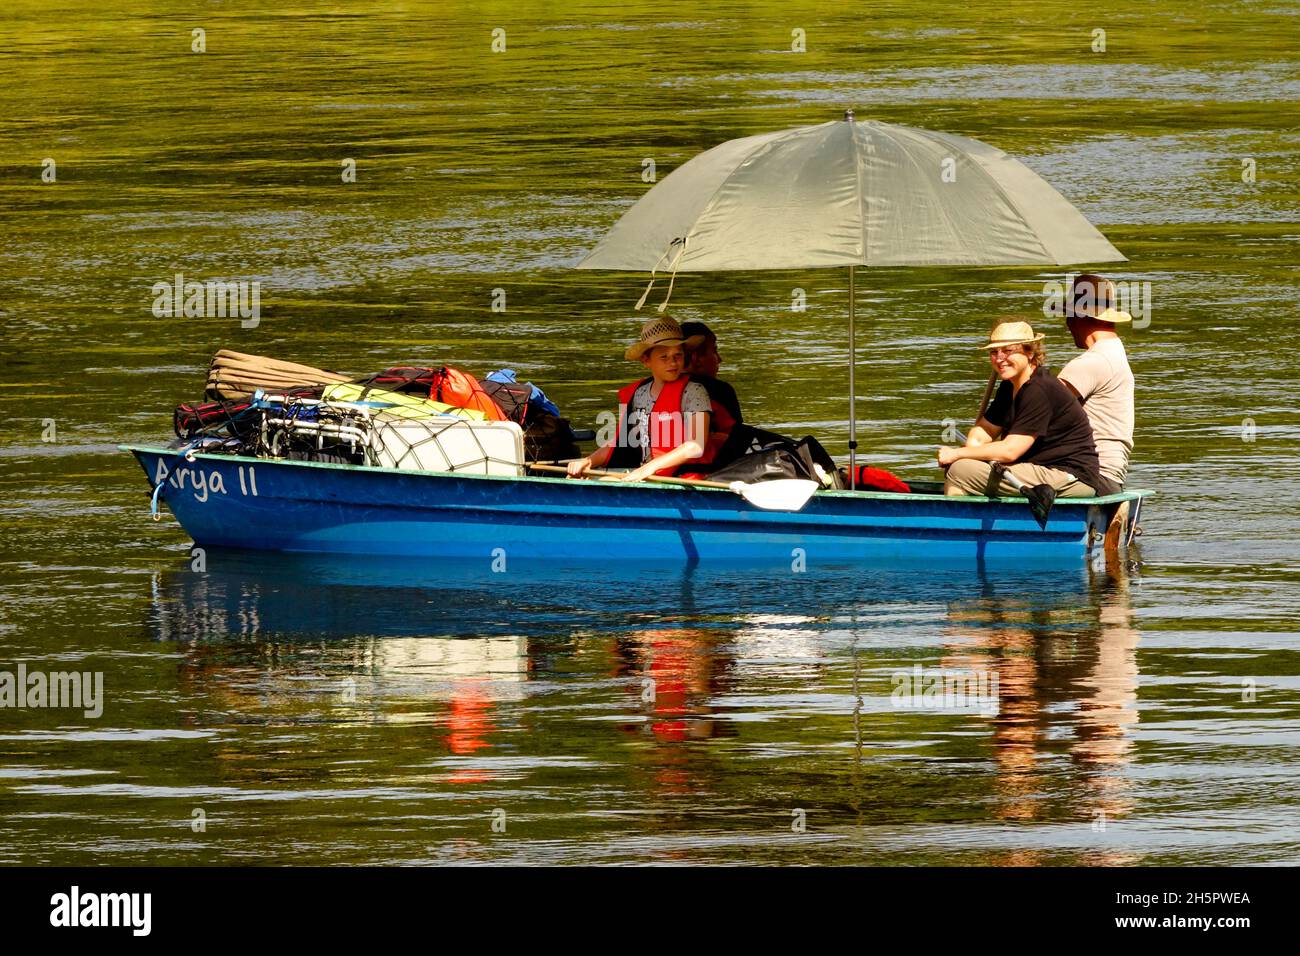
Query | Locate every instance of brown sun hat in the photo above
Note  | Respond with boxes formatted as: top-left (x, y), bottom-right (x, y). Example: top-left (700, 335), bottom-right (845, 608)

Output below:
top-left (624, 316), bottom-right (706, 361)
top-left (1067, 275), bottom-right (1133, 323)
top-left (980, 320), bottom-right (1045, 350)
top-left (679, 320), bottom-right (715, 344)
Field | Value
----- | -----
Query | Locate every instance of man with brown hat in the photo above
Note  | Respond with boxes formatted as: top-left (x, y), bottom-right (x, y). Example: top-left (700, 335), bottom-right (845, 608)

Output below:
top-left (1057, 274), bottom-right (1135, 489)
top-left (939, 319), bottom-right (1112, 498)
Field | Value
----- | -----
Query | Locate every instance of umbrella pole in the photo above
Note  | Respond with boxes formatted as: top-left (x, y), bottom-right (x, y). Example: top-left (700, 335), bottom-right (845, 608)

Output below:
top-left (848, 265), bottom-right (857, 490)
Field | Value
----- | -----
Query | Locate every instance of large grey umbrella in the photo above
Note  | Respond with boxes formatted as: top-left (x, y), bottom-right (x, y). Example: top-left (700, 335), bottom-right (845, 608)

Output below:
top-left (576, 111), bottom-right (1125, 483)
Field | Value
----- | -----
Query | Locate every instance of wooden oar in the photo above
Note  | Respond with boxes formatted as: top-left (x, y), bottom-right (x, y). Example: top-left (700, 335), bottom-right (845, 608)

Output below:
top-left (528, 461), bottom-right (727, 488)
top-left (527, 463), bottom-right (820, 512)
top-left (977, 370), bottom-right (998, 419)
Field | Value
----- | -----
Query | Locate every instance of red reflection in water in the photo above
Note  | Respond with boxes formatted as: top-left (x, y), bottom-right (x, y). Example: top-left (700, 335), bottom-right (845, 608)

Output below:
top-left (610, 628), bottom-right (738, 797)
top-left (446, 682), bottom-right (495, 784)
top-left (649, 635), bottom-right (690, 743)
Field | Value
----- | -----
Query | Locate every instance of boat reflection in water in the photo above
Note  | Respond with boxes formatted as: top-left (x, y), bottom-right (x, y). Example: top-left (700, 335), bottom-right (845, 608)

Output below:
top-left (147, 548), bottom-right (1144, 859)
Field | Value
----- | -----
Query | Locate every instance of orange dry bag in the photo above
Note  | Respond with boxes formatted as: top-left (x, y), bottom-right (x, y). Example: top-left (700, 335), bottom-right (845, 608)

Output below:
top-left (429, 367), bottom-right (507, 421)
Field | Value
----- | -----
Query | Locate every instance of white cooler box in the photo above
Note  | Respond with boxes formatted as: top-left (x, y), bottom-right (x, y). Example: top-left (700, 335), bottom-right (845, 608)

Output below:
top-left (369, 417), bottom-right (525, 476)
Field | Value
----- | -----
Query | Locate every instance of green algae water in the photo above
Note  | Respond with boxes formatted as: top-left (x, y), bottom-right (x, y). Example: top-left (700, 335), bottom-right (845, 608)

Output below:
top-left (1, 0), bottom-right (1298, 865)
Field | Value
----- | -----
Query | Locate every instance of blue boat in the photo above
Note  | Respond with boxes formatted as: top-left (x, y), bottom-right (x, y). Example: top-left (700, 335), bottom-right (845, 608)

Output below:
top-left (123, 444), bottom-right (1150, 568)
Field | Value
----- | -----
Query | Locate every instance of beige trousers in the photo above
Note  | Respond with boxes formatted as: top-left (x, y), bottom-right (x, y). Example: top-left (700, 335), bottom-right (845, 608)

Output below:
top-left (943, 459), bottom-right (1096, 498)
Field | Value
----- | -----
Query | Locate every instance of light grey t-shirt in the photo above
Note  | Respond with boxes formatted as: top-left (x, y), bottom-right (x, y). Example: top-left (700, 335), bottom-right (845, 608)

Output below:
top-left (628, 379), bottom-right (711, 465)
top-left (1059, 337), bottom-right (1134, 486)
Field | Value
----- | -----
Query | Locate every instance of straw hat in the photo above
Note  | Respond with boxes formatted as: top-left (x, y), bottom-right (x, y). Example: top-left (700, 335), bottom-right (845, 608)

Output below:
top-left (624, 316), bottom-right (706, 361)
top-left (980, 320), bottom-right (1045, 350)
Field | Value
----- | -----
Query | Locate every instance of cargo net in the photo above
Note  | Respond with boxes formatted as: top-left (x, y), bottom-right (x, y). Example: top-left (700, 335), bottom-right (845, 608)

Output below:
top-left (368, 414), bottom-right (522, 475)
top-left (252, 394), bottom-right (522, 475)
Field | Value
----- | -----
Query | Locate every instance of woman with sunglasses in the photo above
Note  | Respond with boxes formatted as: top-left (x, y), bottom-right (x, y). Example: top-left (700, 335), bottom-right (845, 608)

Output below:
top-left (938, 319), bottom-right (1115, 498)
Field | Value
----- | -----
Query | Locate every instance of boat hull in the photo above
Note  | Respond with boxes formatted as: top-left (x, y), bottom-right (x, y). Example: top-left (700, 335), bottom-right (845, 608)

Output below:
top-left (124, 446), bottom-right (1149, 568)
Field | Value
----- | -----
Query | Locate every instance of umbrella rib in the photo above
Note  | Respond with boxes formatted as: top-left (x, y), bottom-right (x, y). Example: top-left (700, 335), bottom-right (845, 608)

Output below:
top-left (853, 122), bottom-right (868, 266)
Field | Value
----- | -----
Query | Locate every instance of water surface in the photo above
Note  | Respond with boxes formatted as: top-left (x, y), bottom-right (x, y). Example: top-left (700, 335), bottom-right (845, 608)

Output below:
top-left (1, 0), bottom-right (1297, 865)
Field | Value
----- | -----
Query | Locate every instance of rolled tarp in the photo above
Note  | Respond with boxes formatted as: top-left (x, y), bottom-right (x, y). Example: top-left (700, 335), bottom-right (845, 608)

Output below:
top-left (207, 350), bottom-right (351, 400)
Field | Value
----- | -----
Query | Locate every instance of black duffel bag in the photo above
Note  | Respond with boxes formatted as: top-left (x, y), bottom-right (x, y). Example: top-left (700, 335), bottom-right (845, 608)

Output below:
top-left (706, 429), bottom-right (843, 488)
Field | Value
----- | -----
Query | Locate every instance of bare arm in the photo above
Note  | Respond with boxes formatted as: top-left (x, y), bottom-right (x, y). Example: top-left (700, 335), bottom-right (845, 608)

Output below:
top-left (936, 416), bottom-right (1005, 466)
top-left (967, 417), bottom-right (1003, 445)
top-left (940, 432), bottom-right (1034, 467)
top-left (566, 439), bottom-right (615, 477)
top-left (621, 411), bottom-right (709, 482)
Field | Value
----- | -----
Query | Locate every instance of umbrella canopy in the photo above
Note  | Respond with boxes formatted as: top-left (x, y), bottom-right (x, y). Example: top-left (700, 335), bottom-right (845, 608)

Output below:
top-left (577, 114), bottom-right (1125, 271)
top-left (575, 112), bottom-right (1126, 489)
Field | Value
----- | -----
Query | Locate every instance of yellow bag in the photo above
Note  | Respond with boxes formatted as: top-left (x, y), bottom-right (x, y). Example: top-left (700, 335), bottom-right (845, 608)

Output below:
top-left (322, 383), bottom-right (486, 421)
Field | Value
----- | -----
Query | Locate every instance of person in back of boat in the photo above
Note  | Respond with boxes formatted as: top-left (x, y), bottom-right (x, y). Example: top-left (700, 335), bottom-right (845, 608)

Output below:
top-left (567, 317), bottom-right (712, 482)
top-left (679, 320), bottom-right (745, 474)
top-left (938, 319), bottom-right (1115, 498)
top-left (677, 321), bottom-right (851, 487)
top-left (1057, 274), bottom-right (1135, 490)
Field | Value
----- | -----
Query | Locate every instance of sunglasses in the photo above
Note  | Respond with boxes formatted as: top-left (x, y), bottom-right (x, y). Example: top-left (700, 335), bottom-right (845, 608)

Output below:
top-left (987, 346), bottom-right (1028, 357)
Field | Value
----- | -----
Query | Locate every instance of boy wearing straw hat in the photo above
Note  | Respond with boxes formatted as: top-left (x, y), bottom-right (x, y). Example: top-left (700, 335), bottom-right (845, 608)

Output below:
top-left (1058, 274), bottom-right (1135, 489)
top-left (939, 319), bottom-right (1113, 498)
top-left (567, 317), bottom-right (712, 482)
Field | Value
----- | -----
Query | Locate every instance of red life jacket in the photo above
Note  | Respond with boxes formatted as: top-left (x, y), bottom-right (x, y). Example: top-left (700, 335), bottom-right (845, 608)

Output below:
top-left (616, 375), bottom-right (712, 477)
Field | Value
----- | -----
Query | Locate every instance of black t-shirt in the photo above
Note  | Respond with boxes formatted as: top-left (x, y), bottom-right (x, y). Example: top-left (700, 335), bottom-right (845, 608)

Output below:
top-left (690, 374), bottom-right (743, 425)
top-left (985, 366), bottom-right (1107, 492)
